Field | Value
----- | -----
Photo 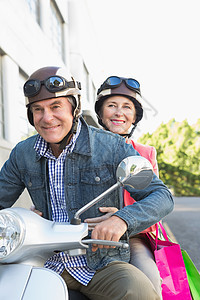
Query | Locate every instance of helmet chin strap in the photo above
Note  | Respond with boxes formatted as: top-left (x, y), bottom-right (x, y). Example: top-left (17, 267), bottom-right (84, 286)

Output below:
top-left (55, 118), bottom-right (79, 150)
top-left (119, 124), bottom-right (137, 138)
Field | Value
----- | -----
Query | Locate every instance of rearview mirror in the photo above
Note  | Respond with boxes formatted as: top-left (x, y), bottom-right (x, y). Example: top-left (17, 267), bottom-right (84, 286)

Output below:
top-left (116, 156), bottom-right (153, 190)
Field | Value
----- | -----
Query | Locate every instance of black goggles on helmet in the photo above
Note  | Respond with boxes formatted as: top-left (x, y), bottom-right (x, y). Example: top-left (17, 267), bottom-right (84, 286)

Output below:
top-left (23, 75), bottom-right (81, 97)
top-left (97, 76), bottom-right (140, 95)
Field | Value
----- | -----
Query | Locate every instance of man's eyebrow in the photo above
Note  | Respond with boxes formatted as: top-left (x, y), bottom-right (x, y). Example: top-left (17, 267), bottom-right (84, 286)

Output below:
top-left (31, 103), bottom-right (41, 107)
top-left (31, 100), bottom-right (62, 108)
top-left (50, 100), bottom-right (62, 105)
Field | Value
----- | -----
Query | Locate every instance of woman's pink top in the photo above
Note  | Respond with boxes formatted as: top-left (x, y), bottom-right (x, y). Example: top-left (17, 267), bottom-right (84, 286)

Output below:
top-left (124, 140), bottom-right (159, 233)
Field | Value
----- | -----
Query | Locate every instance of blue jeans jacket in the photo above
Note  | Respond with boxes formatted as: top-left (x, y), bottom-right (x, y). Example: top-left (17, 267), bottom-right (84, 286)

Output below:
top-left (0, 118), bottom-right (174, 270)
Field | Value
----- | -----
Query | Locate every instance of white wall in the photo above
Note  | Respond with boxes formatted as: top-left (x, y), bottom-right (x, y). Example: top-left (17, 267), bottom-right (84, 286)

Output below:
top-left (0, 0), bottom-right (101, 207)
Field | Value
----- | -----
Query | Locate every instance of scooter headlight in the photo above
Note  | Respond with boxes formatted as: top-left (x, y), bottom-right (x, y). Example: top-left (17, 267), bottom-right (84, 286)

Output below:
top-left (0, 211), bottom-right (24, 258)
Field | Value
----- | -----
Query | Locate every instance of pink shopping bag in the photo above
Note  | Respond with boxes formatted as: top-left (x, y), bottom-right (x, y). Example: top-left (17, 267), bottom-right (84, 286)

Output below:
top-left (147, 222), bottom-right (192, 300)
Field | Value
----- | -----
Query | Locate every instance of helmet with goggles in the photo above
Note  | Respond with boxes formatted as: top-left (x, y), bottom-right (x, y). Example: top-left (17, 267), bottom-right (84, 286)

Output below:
top-left (24, 66), bottom-right (81, 126)
top-left (95, 76), bottom-right (143, 134)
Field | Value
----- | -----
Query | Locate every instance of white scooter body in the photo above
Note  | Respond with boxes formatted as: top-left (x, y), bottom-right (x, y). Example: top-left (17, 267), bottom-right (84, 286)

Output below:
top-left (0, 156), bottom-right (153, 300)
top-left (0, 264), bottom-right (68, 300)
top-left (0, 207), bottom-right (90, 300)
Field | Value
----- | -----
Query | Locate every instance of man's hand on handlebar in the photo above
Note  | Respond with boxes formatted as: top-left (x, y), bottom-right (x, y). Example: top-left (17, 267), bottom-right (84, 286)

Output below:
top-left (84, 207), bottom-right (127, 252)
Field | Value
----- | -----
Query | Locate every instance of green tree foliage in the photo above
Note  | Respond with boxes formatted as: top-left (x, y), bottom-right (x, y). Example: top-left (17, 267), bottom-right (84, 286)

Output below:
top-left (138, 119), bottom-right (200, 196)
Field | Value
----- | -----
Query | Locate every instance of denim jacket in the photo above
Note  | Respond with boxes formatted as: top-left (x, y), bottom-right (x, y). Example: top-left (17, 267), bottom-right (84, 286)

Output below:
top-left (0, 118), bottom-right (174, 270)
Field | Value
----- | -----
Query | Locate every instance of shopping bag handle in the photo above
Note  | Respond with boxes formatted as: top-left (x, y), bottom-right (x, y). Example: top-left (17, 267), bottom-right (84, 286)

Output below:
top-left (156, 222), bottom-right (169, 248)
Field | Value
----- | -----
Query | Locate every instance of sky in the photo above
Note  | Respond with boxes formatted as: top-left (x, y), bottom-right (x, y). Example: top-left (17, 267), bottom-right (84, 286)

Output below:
top-left (86, 0), bottom-right (200, 138)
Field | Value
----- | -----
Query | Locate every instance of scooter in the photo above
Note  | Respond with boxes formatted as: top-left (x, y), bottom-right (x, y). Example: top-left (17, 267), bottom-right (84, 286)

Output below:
top-left (0, 156), bottom-right (153, 300)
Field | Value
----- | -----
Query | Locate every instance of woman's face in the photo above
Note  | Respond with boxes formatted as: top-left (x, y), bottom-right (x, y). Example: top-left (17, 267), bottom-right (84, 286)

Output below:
top-left (101, 96), bottom-right (136, 135)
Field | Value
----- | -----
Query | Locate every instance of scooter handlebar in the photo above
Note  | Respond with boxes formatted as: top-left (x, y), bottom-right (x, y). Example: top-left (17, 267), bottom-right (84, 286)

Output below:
top-left (82, 239), bottom-right (129, 249)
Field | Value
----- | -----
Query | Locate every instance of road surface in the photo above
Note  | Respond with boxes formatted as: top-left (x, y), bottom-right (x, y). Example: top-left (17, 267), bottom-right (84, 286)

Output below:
top-left (163, 196), bottom-right (200, 271)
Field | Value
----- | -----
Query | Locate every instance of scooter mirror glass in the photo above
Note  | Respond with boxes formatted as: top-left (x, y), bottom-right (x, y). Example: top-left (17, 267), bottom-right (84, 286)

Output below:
top-left (116, 156), bottom-right (153, 190)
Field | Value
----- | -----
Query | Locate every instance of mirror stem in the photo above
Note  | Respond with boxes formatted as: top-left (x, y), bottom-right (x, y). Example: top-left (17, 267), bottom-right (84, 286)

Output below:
top-left (70, 180), bottom-right (124, 225)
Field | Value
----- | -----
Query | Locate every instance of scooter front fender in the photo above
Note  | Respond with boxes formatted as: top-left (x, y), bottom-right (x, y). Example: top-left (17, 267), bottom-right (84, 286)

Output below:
top-left (0, 264), bottom-right (68, 300)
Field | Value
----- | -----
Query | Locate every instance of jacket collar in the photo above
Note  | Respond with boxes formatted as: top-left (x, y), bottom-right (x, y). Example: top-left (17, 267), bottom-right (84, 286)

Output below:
top-left (72, 116), bottom-right (92, 156)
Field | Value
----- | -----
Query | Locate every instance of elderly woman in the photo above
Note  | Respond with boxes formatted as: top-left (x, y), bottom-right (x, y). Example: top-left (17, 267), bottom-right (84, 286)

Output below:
top-left (85, 76), bottom-right (162, 299)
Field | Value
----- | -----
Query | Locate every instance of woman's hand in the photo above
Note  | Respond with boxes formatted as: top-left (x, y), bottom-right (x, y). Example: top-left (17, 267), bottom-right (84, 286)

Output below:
top-left (84, 207), bottom-right (118, 230)
top-left (30, 205), bottom-right (43, 217)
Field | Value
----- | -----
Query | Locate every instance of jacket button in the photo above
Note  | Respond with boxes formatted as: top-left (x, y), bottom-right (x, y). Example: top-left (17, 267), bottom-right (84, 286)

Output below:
top-left (28, 181), bottom-right (32, 187)
top-left (95, 176), bottom-right (100, 182)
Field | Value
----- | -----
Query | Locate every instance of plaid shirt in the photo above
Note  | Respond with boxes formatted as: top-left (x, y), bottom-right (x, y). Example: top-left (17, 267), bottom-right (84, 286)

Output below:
top-left (34, 120), bottom-right (95, 286)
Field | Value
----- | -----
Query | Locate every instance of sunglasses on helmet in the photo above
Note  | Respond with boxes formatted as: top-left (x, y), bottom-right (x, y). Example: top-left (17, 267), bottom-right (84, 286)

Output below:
top-left (23, 75), bottom-right (81, 97)
top-left (97, 76), bottom-right (140, 95)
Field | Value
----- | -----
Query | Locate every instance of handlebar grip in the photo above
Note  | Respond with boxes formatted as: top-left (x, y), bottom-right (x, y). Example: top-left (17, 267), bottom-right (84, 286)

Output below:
top-left (82, 239), bottom-right (129, 249)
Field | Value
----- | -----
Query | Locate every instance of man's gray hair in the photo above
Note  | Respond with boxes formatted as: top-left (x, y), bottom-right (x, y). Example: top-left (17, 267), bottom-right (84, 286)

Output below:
top-left (67, 96), bottom-right (76, 108)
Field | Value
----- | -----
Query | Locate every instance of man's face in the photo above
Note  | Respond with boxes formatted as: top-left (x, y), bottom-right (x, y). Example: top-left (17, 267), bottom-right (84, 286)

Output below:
top-left (31, 97), bottom-right (74, 145)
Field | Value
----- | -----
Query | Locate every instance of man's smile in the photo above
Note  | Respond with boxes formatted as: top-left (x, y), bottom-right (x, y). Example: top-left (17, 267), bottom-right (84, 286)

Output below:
top-left (42, 124), bottom-right (60, 130)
